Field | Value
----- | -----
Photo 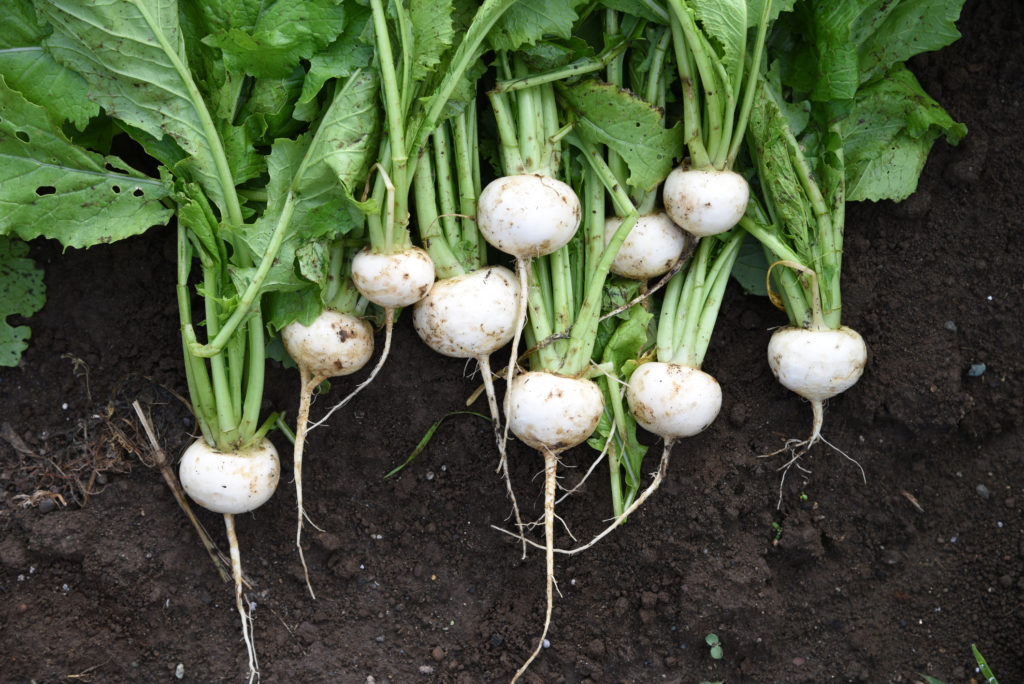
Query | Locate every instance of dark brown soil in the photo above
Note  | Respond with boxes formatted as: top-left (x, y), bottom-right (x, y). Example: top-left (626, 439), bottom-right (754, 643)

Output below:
top-left (2, 2), bottom-right (1022, 682)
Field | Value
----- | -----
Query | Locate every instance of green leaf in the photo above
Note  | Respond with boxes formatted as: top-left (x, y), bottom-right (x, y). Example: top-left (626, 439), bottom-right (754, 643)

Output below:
top-left (599, 0), bottom-right (668, 24)
top-left (315, 69), bottom-right (381, 197)
top-left (202, 0), bottom-right (347, 79)
top-left (854, 0), bottom-right (964, 85)
top-left (36, 0), bottom-right (240, 215)
top-left (0, 78), bottom-right (172, 248)
top-left (263, 284), bottom-right (323, 332)
top-left (693, 0), bottom-right (746, 72)
top-left (0, 236), bottom-right (45, 367)
top-left (411, 0), bottom-right (456, 85)
top-left (746, 77), bottom-right (814, 256)
top-left (298, 4), bottom-right (374, 107)
top-left (0, 0), bottom-right (99, 130)
top-left (843, 64), bottom-right (966, 202)
top-left (487, 0), bottom-right (588, 51)
top-left (562, 80), bottom-right (684, 192)
top-left (731, 232), bottom-right (769, 296)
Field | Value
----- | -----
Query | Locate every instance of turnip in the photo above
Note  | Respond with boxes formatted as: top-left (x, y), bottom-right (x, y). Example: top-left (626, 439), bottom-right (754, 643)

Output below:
top-left (663, 164), bottom-right (750, 237)
top-left (740, 60), bottom-right (875, 503)
top-left (176, 222), bottom-right (283, 684)
top-left (411, 108), bottom-right (528, 546)
top-left (660, 0), bottom-right (777, 238)
top-left (178, 437), bottom-right (280, 683)
top-left (622, 227), bottom-right (745, 516)
top-left (603, 212), bottom-right (689, 281)
top-left (281, 306), bottom-right (374, 597)
top-left (506, 369), bottom-right (606, 683)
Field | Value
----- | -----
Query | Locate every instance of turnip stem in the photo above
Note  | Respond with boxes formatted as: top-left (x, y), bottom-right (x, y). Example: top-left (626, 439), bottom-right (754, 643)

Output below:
top-left (511, 448), bottom-right (558, 683)
top-left (224, 514), bottom-right (259, 684)
top-left (667, 1), bottom-right (710, 169)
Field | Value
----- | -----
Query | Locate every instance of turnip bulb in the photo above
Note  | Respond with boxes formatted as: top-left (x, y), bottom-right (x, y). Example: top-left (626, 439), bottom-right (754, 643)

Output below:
top-left (282, 310), bottom-right (374, 379)
top-left (281, 309), bottom-right (376, 599)
top-left (506, 370), bottom-right (604, 684)
top-left (179, 438), bottom-right (280, 515)
top-left (663, 165), bottom-right (749, 237)
top-left (507, 371), bottom-right (604, 453)
top-left (604, 212), bottom-right (689, 281)
top-left (412, 265), bottom-right (520, 358)
top-left (476, 174), bottom-right (581, 259)
top-left (351, 245), bottom-right (435, 308)
top-left (764, 325), bottom-right (868, 506)
top-left (767, 326), bottom-right (867, 405)
top-left (626, 362), bottom-right (722, 440)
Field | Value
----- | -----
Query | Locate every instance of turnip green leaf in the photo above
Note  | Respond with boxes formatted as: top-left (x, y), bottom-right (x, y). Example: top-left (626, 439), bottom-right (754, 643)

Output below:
top-left (562, 80), bottom-right (683, 193)
top-left (0, 236), bottom-right (45, 367)
top-left (0, 0), bottom-right (99, 130)
top-left (0, 78), bottom-right (173, 249)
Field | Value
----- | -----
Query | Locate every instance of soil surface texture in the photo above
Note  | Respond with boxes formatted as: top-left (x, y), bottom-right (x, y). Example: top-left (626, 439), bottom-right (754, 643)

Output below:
top-left (1, 2), bottom-right (1022, 682)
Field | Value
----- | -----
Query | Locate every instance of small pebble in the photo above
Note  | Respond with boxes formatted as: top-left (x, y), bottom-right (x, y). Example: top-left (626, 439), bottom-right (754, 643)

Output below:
top-left (432, 646), bottom-right (444, 662)
top-left (943, 320), bottom-right (957, 332)
top-left (976, 484), bottom-right (991, 500)
top-left (175, 663), bottom-right (184, 679)
top-left (38, 498), bottom-right (56, 513)
top-left (792, 656), bottom-right (806, 666)
top-left (418, 665), bottom-right (435, 675)
top-left (967, 363), bottom-right (987, 377)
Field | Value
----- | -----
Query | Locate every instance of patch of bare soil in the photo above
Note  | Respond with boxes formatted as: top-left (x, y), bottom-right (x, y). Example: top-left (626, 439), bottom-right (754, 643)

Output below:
top-left (1, 1), bottom-right (1021, 682)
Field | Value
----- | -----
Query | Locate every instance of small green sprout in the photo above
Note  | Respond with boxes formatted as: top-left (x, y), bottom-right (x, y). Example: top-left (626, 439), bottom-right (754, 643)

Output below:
top-left (771, 521), bottom-right (783, 542)
top-left (705, 633), bottom-right (723, 660)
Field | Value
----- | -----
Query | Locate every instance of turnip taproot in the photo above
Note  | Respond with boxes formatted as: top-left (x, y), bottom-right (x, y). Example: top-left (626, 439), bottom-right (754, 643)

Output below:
top-left (281, 309), bottom-right (374, 597)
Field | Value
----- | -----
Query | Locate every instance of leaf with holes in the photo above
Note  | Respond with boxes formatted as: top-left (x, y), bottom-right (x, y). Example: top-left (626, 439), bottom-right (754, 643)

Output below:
top-left (0, 235), bottom-right (45, 367)
top-left (0, 78), bottom-right (173, 249)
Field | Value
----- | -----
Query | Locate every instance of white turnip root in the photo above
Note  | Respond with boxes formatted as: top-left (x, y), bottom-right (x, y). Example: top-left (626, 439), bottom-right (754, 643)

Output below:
top-left (476, 174), bottom-right (583, 556)
top-left (604, 212), bottom-right (689, 280)
top-left (412, 265), bottom-right (528, 548)
top-left (179, 438), bottom-right (281, 684)
top-left (761, 325), bottom-right (868, 507)
top-left (179, 438), bottom-right (281, 515)
top-left (350, 246), bottom-right (435, 309)
top-left (766, 325), bottom-right (867, 447)
top-left (412, 265), bottom-right (520, 358)
top-left (663, 164), bottom-right (749, 238)
top-left (281, 310), bottom-right (374, 597)
top-left (626, 361), bottom-right (722, 441)
top-left (476, 174), bottom-right (581, 259)
top-left (506, 371), bottom-right (604, 683)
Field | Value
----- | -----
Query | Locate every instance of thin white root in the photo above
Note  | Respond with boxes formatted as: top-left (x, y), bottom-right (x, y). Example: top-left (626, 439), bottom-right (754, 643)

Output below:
top-left (308, 308), bottom-right (395, 433)
top-left (493, 438), bottom-right (673, 556)
top-left (555, 423), bottom-right (614, 505)
top-left (294, 309), bottom-right (396, 596)
top-left (761, 400), bottom-right (866, 509)
top-left (500, 257), bottom-right (531, 559)
top-left (224, 514), bottom-right (259, 684)
top-left (293, 365), bottom-right (326, 600)
top-left (478, 355), bottom-right (528, 556)
top-left (511, 448), bottom-right (557, 683)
